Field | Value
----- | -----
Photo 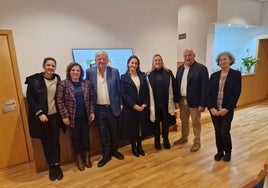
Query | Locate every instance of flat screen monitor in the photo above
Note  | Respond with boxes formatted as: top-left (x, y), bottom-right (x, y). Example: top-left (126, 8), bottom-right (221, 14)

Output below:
top-left (72, 48), bottom-right (134, 76)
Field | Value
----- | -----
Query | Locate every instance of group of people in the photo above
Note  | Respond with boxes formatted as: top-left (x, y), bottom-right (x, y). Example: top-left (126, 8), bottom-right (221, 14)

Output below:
top-left (25, 49), bottom-right (241, 181)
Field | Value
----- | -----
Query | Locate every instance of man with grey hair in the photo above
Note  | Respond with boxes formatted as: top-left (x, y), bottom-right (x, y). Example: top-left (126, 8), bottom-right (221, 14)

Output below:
top-left (86, 51), bottom-right (124, 167)
top-left (174, 48), bottom-right (209, 152)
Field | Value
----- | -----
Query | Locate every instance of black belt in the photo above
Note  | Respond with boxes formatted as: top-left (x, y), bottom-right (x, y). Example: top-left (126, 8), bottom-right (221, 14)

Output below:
top-left (97, 104), bottom-right (110, 107)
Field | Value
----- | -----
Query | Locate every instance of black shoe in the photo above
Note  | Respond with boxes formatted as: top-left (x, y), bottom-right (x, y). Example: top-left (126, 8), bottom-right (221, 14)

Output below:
top-left (48, 165), bottom-right (57, 181)
top-left (154, 142), bottom-right (161, 150)
top-left (111, 150), bottom-right (124, 160)
top-left (54, 164), bottom-right (63, 180)
top-left (132, 146), bottom-right (140, 157)
top-left (214, 153), bottom-right (224, 161)
top-left (137, 146), bottom-right (145, 156)
top-left (163, 140), bottom-right (171, 149)
top-left (223, 152), bottom-right (231, 162)
top-left (97, 156), bottom-right (112, 168)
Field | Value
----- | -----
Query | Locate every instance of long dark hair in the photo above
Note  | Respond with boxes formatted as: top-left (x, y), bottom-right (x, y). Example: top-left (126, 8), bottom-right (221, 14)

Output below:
top-left (125, 55), bottom-right (141, 74)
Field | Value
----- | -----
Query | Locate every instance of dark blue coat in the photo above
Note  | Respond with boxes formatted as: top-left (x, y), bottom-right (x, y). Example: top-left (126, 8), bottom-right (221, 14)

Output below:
top-left (120, 72), bottom-right (150, 140)
top-left (176, 61), bottom-right (209, 108)
top-left (86, 66), bottom-right (121, 116)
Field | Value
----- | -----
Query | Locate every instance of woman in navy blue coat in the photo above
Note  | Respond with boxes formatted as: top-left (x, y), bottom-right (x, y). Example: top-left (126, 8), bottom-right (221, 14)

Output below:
top-left (120, 55), bottom-right (149, 157)
top-left (208, 52), bottom-right (241, 162)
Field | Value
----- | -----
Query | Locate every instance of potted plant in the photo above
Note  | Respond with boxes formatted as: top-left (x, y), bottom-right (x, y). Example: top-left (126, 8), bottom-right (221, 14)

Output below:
top-left (241, 50), bottom-right (258, 73)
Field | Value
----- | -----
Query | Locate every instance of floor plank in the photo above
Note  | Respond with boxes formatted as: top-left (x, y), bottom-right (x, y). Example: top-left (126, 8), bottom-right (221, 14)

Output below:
top-left (1, 101), bottom-right (268, 188)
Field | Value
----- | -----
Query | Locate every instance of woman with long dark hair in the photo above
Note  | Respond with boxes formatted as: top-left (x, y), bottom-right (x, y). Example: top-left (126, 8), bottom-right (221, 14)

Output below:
top-left (120, 55), bottom-right (149, 157)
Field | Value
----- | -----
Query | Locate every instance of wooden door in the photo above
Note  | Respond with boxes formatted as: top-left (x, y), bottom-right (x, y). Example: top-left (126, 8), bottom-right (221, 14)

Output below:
top-left (0, 30), bottom-right (30, 168)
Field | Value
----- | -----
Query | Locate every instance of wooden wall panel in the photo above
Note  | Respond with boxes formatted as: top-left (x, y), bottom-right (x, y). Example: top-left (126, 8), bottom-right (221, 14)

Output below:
top-left (238, 38), bottom-right (268, 107)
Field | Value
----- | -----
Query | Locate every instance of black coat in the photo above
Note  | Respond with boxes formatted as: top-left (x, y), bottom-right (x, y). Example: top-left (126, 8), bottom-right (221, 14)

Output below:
top-left (25, 73), bottom-right (63, 138)
top-left (147, 68), bottom-right (179, 127)
top-left (120, 72), bottom-right (150, 140)
top-left (207, 68), bottom-right (241, 111)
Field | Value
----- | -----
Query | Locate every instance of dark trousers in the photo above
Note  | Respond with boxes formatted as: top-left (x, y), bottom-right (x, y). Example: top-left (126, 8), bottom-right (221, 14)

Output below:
top-left (153, 106), bottom-right (169, 142)
top-left (71, 117), bottom-right (90, 155)
top-left (96, 105), bottom-right (119, 157)
top-left (40, 113), bottom-right (60, 165)
top-left (210, 110), bottom-right (234, 153)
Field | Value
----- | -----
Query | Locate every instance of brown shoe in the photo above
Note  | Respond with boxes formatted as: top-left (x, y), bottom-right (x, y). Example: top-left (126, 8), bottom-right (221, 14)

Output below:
top-left (190, 143), bottom-right (201, 152)
top-left (77, 154), bottom-right (85, 171)
top-left (174, 138), bottom-right (188, 145)
top-left (84, 151), bottom-right (92, 168)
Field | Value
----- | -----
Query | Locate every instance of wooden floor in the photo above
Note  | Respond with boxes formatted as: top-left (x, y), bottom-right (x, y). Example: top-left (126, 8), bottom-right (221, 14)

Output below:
top-left (1, 101), bottom-right (268, 188)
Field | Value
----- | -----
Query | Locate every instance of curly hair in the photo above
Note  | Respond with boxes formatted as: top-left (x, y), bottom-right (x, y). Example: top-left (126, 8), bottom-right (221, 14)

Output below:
top-left (216, 52), bottom-right (235, 66)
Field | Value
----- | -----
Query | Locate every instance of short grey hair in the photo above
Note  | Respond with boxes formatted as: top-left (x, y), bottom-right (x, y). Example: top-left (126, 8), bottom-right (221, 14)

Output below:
top-left (95, 50), bottom-right (109, 59)
top-left (216, 51), bottom-right (235, 65)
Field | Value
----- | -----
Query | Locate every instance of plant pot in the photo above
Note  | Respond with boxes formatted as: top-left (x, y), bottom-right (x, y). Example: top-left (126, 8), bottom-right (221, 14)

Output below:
top-left (246, 66), bottom-right (252, 73)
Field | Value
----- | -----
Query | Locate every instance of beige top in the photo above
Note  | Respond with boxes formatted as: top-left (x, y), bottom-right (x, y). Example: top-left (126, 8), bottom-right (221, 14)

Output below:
top-left (217, 76), bottom-right (227, 110)
top-left (44, 77), bottom-right (57, 115)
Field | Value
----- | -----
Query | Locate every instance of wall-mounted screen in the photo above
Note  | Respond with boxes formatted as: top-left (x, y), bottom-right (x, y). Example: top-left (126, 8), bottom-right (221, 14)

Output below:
top-left (72, 48), bottom-right (133, 76)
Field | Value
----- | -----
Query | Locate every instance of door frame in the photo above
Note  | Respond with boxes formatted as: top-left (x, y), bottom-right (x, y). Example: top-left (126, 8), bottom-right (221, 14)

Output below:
top-left (0, 29), bottom-right (33, 162)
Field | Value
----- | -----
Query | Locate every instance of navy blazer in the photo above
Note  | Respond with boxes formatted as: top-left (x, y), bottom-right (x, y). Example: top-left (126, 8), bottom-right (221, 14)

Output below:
top-left (207, 68), bottom-right (241, 111)
top-left (121, 71), bottom-right (149, 109)
top-left (176, 61), bottom-right (209, 108)
top-left (86, 66), bottom-right (121, 117)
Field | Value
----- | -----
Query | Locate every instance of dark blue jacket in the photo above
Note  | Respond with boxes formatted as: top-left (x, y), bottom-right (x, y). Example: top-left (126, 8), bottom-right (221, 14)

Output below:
top-left (176, 61), bottom-right (209, 108)
top-left (86, 66), bottom-right (121, 116)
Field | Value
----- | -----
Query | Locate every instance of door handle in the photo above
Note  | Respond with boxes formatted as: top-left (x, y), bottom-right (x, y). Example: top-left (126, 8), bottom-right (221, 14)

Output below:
top-left (2, 99), bottom-right (17, 113)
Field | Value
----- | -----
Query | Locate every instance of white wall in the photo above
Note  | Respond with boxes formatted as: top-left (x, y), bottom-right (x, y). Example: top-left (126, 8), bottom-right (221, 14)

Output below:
top-left (0, 0), bottom-right (181, 93)
top-left (217, 0), bottom-right (263, 25)
top-left (177, 0), bottom-right (218, 64)
top-left (261, 2), bottom-right (268, 26)
top-left (1, 0), bottom-right (267, 93)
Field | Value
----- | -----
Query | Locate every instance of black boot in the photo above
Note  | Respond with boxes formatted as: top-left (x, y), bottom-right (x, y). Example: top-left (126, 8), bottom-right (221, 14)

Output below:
top-left (131, 141), bottom-right (140, 157)
top-left (163, 139), bottom-right (171, 149)
top-left (48, 165), bottom-right (57, 181)
top-left (223, 152), bottom-right (231, 162)
top-left (154, 136), bottom-right (161, 150)
top-left (137, 139), bottom-right (145, 156)
top-left (54, 164), bottom-right (63, 180)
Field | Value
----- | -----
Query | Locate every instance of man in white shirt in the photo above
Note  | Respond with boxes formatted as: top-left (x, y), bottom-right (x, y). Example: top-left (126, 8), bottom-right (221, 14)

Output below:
top-left (86, 51), bottom-right (124, 167)
top-left (174, 48), bottom-right (209, 152)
